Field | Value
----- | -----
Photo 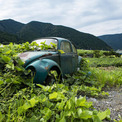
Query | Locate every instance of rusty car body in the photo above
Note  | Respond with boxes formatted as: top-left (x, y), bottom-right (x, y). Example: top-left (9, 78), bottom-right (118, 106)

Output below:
top-left (19, 37), bottom-right (82, 84)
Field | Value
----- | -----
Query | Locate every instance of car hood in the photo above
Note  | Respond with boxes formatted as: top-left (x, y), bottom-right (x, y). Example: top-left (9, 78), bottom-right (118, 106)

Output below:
top-left (18, 51), bottom-right (57, 65)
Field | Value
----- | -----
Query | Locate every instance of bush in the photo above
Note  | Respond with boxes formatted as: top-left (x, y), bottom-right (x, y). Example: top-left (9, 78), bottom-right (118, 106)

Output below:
top-left (93, 50), bottom-right (101, 58)
top-left (103, 50), bottom-right (121, 57)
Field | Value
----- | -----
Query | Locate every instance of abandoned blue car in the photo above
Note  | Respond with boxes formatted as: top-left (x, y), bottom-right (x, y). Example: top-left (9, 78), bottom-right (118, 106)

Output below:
top-left (19, 37), bottom-right (82, 84)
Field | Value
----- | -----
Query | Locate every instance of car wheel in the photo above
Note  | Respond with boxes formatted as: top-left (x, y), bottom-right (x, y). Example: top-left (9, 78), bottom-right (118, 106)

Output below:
top-left (27, 67), bottom-right (36, 80)
top-left (45, 70), bottom-right (59, 85)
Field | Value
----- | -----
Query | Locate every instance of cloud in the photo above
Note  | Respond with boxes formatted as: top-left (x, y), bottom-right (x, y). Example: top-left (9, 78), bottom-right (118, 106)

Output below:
top-left (80, 19), bottom-right (122, 36)
top-left (0, 0), bottom-right (122, 35)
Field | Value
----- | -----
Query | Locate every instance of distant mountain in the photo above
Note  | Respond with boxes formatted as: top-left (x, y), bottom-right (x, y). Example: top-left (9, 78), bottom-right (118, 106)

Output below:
top-left (0, 19), bottom-right (25, 34)
top-left (98, 33), bottom-right (122, 50)
top-left (0, 30), bottom-right (25, 44)
top-left (0, 19), bottom-right (111, 50)
top-left (0, 30), bottom-right (20, 44)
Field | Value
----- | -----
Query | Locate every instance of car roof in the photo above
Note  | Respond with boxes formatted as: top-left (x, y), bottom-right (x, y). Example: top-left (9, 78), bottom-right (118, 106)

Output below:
top-left (34, 37), bottom-right (70, 43)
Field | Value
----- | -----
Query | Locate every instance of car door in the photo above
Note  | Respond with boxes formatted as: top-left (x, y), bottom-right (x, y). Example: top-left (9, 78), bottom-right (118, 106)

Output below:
top-left (71, 43), bottom-right (78, 72)
top-left (60, 40), bottom-right (74, 75)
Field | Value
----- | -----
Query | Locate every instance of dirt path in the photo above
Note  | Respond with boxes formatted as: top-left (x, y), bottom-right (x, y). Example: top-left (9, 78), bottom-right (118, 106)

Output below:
top-left (88, 87), bottom-right (122, 121)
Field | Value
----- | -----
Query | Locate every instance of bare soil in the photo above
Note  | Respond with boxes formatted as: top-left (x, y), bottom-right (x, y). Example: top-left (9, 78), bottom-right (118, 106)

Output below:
top-left (99, 66), bottom-right (116, 71)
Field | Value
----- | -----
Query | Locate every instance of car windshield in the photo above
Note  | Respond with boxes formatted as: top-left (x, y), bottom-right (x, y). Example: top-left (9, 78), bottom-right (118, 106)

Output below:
top-left (33, 38), bottom-right (57, 51)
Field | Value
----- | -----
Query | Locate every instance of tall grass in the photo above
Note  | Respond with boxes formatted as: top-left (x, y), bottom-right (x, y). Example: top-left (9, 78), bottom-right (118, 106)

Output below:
top-left (77, 49), bottom-right (109, 57)
top-left (90, 67), bottom-right (122, 87)
top-left (87, 57), bottom-right (122, 67)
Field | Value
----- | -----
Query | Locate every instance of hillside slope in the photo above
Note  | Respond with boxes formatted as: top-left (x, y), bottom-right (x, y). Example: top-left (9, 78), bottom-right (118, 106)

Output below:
top-left (0, 19), bottom-right (24, 34)
top-left (0, 19), bottom-right (111, 50)
top-left (19, 21), bottom-right (111, 50)
top-left (0, 31), bottom-right (24, 44)
top-left (98, 33), bottom-right (122, 50)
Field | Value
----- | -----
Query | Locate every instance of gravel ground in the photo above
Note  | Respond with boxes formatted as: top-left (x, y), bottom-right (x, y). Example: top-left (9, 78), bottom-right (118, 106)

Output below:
top-left (88, 87), bottom-right (122, 121)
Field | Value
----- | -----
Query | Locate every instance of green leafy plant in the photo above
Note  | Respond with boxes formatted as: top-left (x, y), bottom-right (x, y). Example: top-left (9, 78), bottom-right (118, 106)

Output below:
top-left (0, 43), bottom-right (115, 121)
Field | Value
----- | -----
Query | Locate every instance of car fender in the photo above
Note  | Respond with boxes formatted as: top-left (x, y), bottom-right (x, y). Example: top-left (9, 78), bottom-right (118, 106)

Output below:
top-left (25, 59), bottom-right (62, 84)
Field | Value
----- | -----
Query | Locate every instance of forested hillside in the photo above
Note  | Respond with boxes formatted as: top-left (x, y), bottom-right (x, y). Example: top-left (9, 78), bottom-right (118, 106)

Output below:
top-left (0, 19), bottom-right (111, 50)
top-left (98, 33), bottom-right (122, 50)
top-left (0, 31), bottom-right (24, 44)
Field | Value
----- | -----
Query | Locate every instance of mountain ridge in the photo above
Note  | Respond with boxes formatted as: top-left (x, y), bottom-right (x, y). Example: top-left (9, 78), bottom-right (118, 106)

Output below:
top-left (0, 19), bottom-right (25, 34)
top-left (0, 19), bottom-right (111, 50)
top-left (98, 33), bottom-right (122, 50)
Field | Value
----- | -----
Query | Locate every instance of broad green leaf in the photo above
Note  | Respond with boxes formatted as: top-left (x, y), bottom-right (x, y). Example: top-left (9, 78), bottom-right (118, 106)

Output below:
top-left (0, 111), bottom-right (5, 121)
top-left (56, 100), bottom-right (66, 110)
top-left (29, 97), bottom-right (38, 107)
top-left (6, 63), bottom-right (14, 70)
top-left (50, 42), bottom-right (56, 48)
top-left (23, 102), bottom-right (31, 110)
top-left (0, 77), bottom-right (3, 85)
top-left (15, 66), bottom-right (23, 71)
top-left (11, 63), bottom-right (14, 70)
top-left (2, 55), bottom-right (11, 63)
top-left (59, 116), bottom-right (66, 122)
top-left (90, 87), bottom-right (100, 91)
top-left (64, 99), bottom-right (73, 110)
top-left (4, 50), bottom-right (12, 54)
top-left (76, 96), bottom-right (86, 107)
top-left (39, 94), bottom-right (47, 103)
top-left (79, 110), bottom-right (93, 119)
top-left (13, 80), bottom-right (21, 84)
top-left (17, 106), bottom-right (24, 115)
top-left (30, 41), bottom-right (39, 46)
top-left (0, 80), bottom-right (3, 85)
top-left (18, 59), bottom-right (24, 65)
top-left (49, 92), bottom-right (65, 101)
top-left (58, 50), bottom-right (65, 54)
top-left (97, 108), bottom-right (110, 120)
top-left (41, 107), bottom-right (52, 120)
top-left (49, 92), bottom-right (58, 99)
top-left (37, 84), bottom-right (52, 92)
top-left (92, 115), bottom-right (102, 122)
top-left (5, 78), bottom-right (12, 83)
top-left (29, 116), bottom-right (38, 122)
top-left (75, 96), bottom-right (92, 108)
top-left (6, 64), bottom-right (11, 69)
top-left (65, 111), bottom-right (72, 116)
top-left (77, 108), bottom-right (82, 117)
top-left (101, 91), bottom-right (109, 96)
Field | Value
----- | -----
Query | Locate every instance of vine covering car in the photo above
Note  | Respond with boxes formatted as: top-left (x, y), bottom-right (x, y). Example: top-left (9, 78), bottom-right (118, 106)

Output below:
top-left (19, 37), bottom-right (82, 84)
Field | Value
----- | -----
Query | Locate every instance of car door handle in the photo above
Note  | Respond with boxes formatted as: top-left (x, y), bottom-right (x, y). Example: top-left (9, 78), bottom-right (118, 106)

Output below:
top-left (73, 55), bottom-right (75, 58)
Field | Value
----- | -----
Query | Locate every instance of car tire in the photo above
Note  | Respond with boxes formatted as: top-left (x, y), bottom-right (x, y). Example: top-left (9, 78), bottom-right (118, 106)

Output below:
top-left (27, 67), bottom-right (36, 80)
top-left (45, 69), bottom-right (60, 85)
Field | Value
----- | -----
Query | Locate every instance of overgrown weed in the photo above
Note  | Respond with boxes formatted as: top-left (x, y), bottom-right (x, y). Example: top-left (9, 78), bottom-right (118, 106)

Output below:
top-left (89, 67), bottom-right (122, 88)
top-left (0, 43), bottom-right (112, 121)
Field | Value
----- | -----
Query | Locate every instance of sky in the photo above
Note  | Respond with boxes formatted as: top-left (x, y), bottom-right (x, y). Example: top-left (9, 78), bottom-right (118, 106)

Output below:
top-left (0, 0), bottom-right (122, 36)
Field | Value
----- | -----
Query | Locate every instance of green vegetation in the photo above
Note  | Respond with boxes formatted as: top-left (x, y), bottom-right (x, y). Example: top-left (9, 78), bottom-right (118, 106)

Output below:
top-left (87, 57), bottom-right (122, 67)
top-left (0, 43), bottom-right (114, 122)
top-left (90, 67), bottom-right (122, 87)
top-left (78, 49), bottom-right (122, 88)
top-left (78, 49), bottom-right (121, 58)
top-left (0, 31), bottom-right (23, 44)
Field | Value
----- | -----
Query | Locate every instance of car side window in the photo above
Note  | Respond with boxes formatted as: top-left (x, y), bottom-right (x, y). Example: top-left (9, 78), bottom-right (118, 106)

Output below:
top-left (60, 41), bottom-right (72, 53)
top-left (72, 44), bottom-right (77, 53)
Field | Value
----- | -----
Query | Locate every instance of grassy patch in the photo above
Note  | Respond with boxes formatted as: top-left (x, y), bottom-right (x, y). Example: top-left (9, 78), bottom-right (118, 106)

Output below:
top-left (89, 67), bottom-right (122, 87)
top-left (86, 57), bottom-right (122, 67)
